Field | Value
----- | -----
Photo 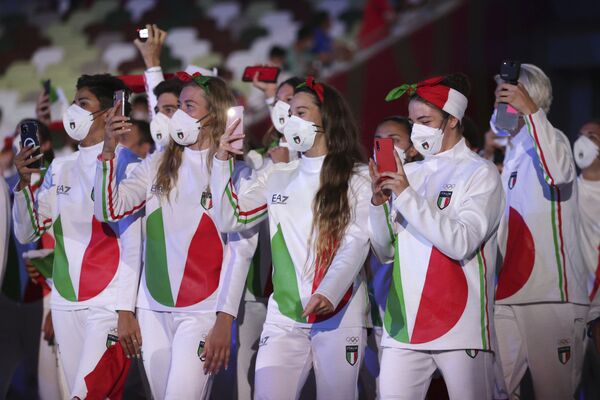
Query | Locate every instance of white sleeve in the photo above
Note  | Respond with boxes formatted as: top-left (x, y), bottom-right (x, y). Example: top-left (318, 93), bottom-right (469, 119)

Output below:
top-left (94, 154), bottom-right (149, 222)
top-left (210, 157), bottom-right (269, 232)
top-left (369, 201), bottom-right (396, 264)
top-left (12, 163), bottom-right (56, 244)
top-left (0, 179), bottom-right (10, 286)
top-left (113, 160), bottom-right (144, 311)
top-left (215, 228), bottom-right (258, 317)
top-left (144, 67), bottom-right (165, 119)
top-left (314, 175), bottom-right (371, 308)
top-left (393, 164), bottom-right (505, 260)
top-left (524, 109), bottom-right (576, 186)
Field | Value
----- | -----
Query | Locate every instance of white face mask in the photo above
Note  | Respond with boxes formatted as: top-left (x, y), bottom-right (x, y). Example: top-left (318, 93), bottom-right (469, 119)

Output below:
top-left (490, 109), bottom-right (512, 137)
top-left (394, 146), bottom-right (407, 164)
top-left (150, 112), bottom-right (171, 148)
top-left (411, 123), bottom-right (444, 156)
top-left (278, 138), bottom-right (299, 161)
top-left (271, 101), bottom-right (291, 133)
top-left (168, 109), bottom-right (204, 146)
top-left (573, 135), bottom-right (599, 170)
top-left (493, 137), bottom-right (509, 147)
top-left (62, 104), bottom-right (94, 141)
top-left (282, 116), bottom-right (320, 153)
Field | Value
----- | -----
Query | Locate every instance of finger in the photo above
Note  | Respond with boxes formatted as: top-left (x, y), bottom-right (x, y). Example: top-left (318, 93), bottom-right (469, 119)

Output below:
top-left (132, 336), bottom-right (141, 357)
top-left (225, 118), bottom-right (241, 135)
top-left (120, 337), bottom-right (132, 358)
top-left (20, 167), bottom-right (42, 175)
top-left (22, 154), bottom-right (44, 166)
top-left (110, 121), bottom-right (133, 131)
top-left (106, 103), bottom-right (118, 120)
top-left (17, 145), bottom-right (40, 159)
top-left (146, 24), bottom-right (155, 43)
top-left (379, 171), bottom-right (401, 179)
top-left (133, 38), bottom-right (142, 48)
top-left (223, 145), bottom-right (244, 156)
top-left (203, 343), bottom-right (212, 373)
top-left (302, 300), bottom-right (318, 318)
top-left (135, 328), bottom-right (143, 348)
top-left (224, 132), bottom-right (245, 144)
top-left (224, 348), bottom-right (230, 371)
top-left (158, 28), bottom-right (167, 44)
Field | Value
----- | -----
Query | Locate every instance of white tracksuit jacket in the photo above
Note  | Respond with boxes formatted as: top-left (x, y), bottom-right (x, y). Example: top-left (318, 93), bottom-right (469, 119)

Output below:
top-left (12, 142), bottom-right (142, 311)
top-left (578, 176), bottom-right (600, 299)
top-left (496, 110), bottom-right (588, 305)
top-left (210, 154), bottom-right (371, 329)
top-left (369, 139), bottom-right (504, 351)
top-left (94, 147), bottom-right (255, 316)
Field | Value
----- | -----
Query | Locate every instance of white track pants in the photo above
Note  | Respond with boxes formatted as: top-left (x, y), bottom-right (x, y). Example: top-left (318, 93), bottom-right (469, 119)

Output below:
top-left (254, 323), bottom-right (366, 400)
top-left (52, 306), bottom-right (121, 399)
top-left (379, 347), bottom-right (496, 400)
top-left (494, 303), bottom-right (588, 400)
top-left (38, 296), bottom-right (65, 400)
top-left (136, 308), bottom-right (215, 400)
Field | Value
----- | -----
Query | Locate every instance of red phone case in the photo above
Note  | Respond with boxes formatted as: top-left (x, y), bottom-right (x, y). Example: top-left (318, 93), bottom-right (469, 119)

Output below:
top-left (374, 138), bottom-right (397, 174)
top-left (242, 66), bottom-right (280, 83)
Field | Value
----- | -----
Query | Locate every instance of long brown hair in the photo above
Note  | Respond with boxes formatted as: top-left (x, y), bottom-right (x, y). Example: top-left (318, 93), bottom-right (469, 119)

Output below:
top-left (155, 77), bottom-right (235, 196)
top-left (295, 83), bottom-right (365, 278)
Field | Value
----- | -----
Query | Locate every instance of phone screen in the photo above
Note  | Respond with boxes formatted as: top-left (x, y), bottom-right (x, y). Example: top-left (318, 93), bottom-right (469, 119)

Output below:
top-left (20, 121), bottom-right (41, 169)
top-left (242, 66), bottom-right (280, 83)
top-left (227, 106), bottom-right (244, 150)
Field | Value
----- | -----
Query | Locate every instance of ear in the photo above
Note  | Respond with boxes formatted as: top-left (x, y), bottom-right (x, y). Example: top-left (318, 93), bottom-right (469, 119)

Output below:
top-left (448, 115), bottom-right (460, 130)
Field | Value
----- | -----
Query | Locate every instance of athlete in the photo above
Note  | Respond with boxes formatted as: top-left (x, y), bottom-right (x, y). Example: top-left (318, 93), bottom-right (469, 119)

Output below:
top-left (12, 74), bottom-right (143, 399)
top-left (213, 76), bottom-right (371, 400)
top-left (492, 64), bottom-right (589, 399)
top-left (369, 74), bottom-right (505, 399)
top-left (94, 72), bottom-right (254, 399)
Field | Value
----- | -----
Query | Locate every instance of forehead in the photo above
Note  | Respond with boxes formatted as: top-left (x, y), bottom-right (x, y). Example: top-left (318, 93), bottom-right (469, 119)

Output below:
top-left (408, 99), bottom-right (440, 119)
top-left (179, 85), bottom-right (206, 102)
top-left (276, 83), bottom-right (294, 98)
top-left (580, 122), bottom-right (600, 135)
top-left (75, 87), bottom-right (99, 102)
top-left (377, 121), bottom-right (410, 137)
top-left (157, 92), bottom-right (179, 104)
top-left (291, 92), bottom-right (316, 108)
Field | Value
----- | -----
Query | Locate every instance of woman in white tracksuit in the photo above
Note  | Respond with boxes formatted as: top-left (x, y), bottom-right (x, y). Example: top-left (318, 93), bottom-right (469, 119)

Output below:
top-left (94, 73), bottom-right (254, 399)
top-left (212, 76), bottom-right (371, 400)
top-left (369, 74), bottom-right (505, 399)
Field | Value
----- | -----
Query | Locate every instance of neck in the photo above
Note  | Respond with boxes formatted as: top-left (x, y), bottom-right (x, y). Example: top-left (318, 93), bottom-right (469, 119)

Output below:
top-left (439, 129), bottom-right (461, 153)
top-left (80, 130), bottom-right (103, 147)
top-left (304, 133), bottom-right (327, 157)
top-left (582, 162), bottom-right (600, 181)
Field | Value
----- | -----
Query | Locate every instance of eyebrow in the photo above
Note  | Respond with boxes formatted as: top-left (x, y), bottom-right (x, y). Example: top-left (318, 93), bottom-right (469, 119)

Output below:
top-left (297, 106), bottom-right (309, 110)
top-left (78, 97), bottom-right (91, 101)
top-left (416, 115), bottom-right (431, 121)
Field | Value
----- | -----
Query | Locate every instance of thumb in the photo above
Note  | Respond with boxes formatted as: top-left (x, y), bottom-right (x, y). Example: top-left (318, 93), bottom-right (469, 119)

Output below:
top-left (302, 298), bottom-right (318, 318)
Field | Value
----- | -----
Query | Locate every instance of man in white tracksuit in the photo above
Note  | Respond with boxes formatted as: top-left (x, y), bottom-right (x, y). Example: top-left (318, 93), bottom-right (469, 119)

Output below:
top-left (12, 74), bottom-right (143, 399)
top-left (572, 119), bottom-right (600, 398)
top-left (369, 74), bottom-right (505, 399)
top-left (493, 64), bottom-right (589, 399)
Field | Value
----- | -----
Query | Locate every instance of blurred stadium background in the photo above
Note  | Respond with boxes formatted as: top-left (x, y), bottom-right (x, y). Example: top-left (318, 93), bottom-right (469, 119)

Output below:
top-left (1, 0), bottom-right (600, 152)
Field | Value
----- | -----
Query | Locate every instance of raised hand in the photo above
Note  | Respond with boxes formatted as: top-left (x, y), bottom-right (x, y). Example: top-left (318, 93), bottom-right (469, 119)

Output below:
top-left (101, 101), bottom-right (131, 160)
top-left (133, 24), bottom-right (167, 69)
top-left (216, 118), bottom-right (244, 160)
top-left (495, 82), bottom-right (539, 116)
top-left (36, 91), bottom-right (51, 126)
top-left (252, 70), bottom-right (277, 99)
top-left (379, 149), bottom-right (410, 197)
top-left (15, 144), bottom-right (43, 190)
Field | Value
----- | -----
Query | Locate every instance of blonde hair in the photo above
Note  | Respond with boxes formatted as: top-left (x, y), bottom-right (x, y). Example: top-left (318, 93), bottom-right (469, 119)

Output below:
top-left (494, 63), bottom-right (552, 113)
top-left (154, 77), bottom-right (236, 196)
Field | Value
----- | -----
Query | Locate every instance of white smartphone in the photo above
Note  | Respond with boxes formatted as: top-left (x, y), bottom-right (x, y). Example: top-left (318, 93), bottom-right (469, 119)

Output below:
top-left (227, 106), bottom-right (244, 150)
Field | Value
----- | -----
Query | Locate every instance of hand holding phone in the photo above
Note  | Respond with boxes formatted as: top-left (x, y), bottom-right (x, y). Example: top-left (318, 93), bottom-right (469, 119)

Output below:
top-left (374, 138), bottom-right (397, 174)
top-left (495, 60), bottom-right (521, 132)
top-left (113, 90), bottom-right (128, 116)
top-left (242, 66), bottom-right (280, 83)
top-left (137, 28), bottom-right (149, 42)
top-left (20, 121), bottom-right (42, 169)
top-left (227, 106), bottom-right (244, 150)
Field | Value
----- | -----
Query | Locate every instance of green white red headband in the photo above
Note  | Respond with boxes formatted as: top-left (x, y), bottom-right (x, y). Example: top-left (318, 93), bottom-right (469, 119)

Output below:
top-left (385, 76), bottom-right (468, 120)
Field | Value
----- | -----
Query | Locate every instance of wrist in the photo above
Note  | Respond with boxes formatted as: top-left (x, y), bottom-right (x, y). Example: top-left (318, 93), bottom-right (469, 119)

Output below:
top-left (143, 56), bottom-right (160, 68)
top-left (101, 150), bottom-right (115, 161)
top-left (371, 195), bottom-right (386, 206)
top-left (216, 312), bottom-right (235, 322)
top-left (117, 310), bottom-right (134, 315)
top-left (215, 151), bottom-right (231, 161)
top-left (17, 178), bottom-right (31, 191)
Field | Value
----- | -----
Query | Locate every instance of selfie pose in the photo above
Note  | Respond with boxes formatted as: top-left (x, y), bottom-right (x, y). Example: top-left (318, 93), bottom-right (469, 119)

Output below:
top-left (12, 74), bottom-right (143, 399)
top-left (212, 77), bottom-right (371, 400)
top-left (94, 72), bottom-right (254, 399)
top-left (492, 63), bottom-right (589, 399)
top-left (369, 74), bottom-right (504, 399)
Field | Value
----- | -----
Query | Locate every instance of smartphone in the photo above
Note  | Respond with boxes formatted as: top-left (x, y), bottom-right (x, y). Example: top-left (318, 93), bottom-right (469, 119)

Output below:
top-left (496, 60), bottom-right (521, 132)
top-left (242, 66), bottom-right (280, 83)
top-left (374, 138), bottom-right (397, 174)
top-left (42, 79), bottom-right (51, 96)
top-left (113, 90), bottom-right (128, 116)
top-left (137, 28), bottom-right (148, 42)
top-left (20, 121), bottom-right (41, 169)
top-left (226, 106), bottom-right (244, 150)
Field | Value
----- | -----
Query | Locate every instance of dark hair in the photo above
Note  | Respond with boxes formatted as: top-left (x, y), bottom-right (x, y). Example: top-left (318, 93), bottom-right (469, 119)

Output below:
top-left (153, 78), bottom-right (183, 99)
top-left (379, 116), bottom-right (412, 136)
top-left (313, 11), bottom-right (330, 27)
top-left (131, 94), bottom-right (148, 107)
top-left (131, 120), bottom-right (152, 145)
top-left (279, 77), bottom-right (303, 92)
top-left (297, 24), bottom-right (314, 42)
top-left (76, 74), bottom-right (128, 110)
top-left (295, 82), bottom-right (366, 275)
top-left (409, 73), bottom-right (470, 126)
top-left (269, 45), bottom-right (287, 60)
top-left (460, 116), bottom-right (483, 150)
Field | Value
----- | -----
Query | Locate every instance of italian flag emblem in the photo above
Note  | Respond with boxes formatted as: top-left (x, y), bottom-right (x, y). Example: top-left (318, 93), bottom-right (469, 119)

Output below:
top-left (437, 190), bottom-right (452, 210)
top-left (345, 345), bottom-right (358, 366)
top-left (201, 189), bottom-right (213, 210)
top-left (106, 333), bottom-right (119, 349)
top-left (197, 341), bottom-right (206, 361)
top-left (558, 346), bottom-right (571, 365)
top-left (508, 171), bottom-right (517, 190)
